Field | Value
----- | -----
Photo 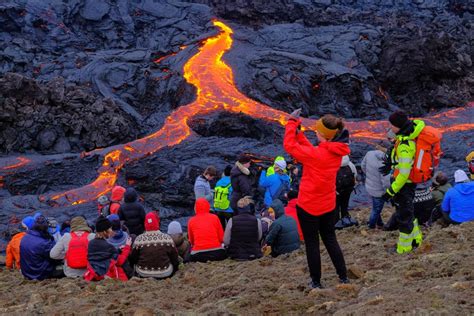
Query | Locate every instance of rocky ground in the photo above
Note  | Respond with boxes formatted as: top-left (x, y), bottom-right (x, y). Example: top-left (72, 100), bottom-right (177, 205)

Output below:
top-left (0, 208), bottom-right (473, 315)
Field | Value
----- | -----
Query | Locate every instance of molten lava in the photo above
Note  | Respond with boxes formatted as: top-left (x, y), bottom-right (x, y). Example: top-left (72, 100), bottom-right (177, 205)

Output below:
top-left (1, 20), bottom-right (473, 207)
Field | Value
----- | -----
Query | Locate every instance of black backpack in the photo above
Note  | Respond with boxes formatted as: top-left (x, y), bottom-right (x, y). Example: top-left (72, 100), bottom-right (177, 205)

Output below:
top-left (336, 166), bottom-right (355, 192)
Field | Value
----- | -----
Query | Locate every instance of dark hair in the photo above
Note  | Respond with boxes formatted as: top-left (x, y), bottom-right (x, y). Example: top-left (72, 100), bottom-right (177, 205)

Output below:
top-left (224, 165), bottom-right (232, 176)
top-left (435, 172), bottom-right (448, 186)
top-left (322, 114), bottom-right (344, 130)
top-left (204, 166), bottom-right (217, 177)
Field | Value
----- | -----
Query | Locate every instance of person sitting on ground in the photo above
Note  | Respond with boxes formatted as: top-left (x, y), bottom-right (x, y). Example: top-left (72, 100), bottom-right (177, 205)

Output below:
top-left (188, 198), bottom-right (226, 262)
top-left (194, 165), bottom-right (218, 204)
top-left (264, 199), bottom-right (300, 257)
top-left (284, 190), bottom-right (303, 240)
top-left (230, 154), bottom-right (254, 213)
top-left (466, 151), bottom-right (474, 180)
top-left (334, 155), bottom-right (358, 229)
top-left (97, 195), bottom-right (110, 216)
top-left (106, 214), bottom-right (130, 249)
top-left (109, 185), bottom-right (126, 215)
top-left (224, 196), bottom-right (263, 261)
top-left (260, 207), bottom-right (275, 244)
top-left (432, 172), bottom-right (452, 208)
top-left (50, 216), bottom-right (95, 278)
top-left (213, 165), bottom-right (234, 229)
top-left (167, 221), bottom-right (191, 262)
top-left (361, 142), bottom-right (391, 229)
top-left (118, 187), bottom-right (146, 236)
top-left (84, 216), bottom-right (131, 282)
top-left (441, 170), bottom-right (474, 225)
top-left (259, 158), bottom-right (291, 207)
top-left (130, 212), bottom-right (179, 279)
top-left (20, 215), bottom-right (64, 280)
top-left (5, 216), bottom-right (32, 270)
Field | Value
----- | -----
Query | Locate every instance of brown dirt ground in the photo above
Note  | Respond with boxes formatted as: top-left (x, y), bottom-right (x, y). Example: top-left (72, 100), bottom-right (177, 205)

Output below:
top-left (0, 207), bottom-right (473, 315)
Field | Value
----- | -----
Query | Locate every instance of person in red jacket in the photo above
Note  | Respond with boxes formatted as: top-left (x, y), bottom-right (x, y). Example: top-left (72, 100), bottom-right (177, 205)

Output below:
top-left (283, 109), bottom-right (350, 289)
top-left (188, 198), bottom-right (227, 262)
top-left (284, 190), bottom-right (303, 241)
top-left (109, 186), bottom-right (126, 215)
top-left (84, 216), bottom-right (131, 281)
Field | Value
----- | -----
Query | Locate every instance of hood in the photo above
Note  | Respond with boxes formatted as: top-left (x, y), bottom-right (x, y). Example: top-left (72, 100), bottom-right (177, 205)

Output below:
top-left (270, 199), bottom-right (285, 218)
top-left (216, 176), bottom-right (231, 187)
top-left (124, 187), bottom-right (138, 203)
top-left (232, 162), bottom-right (250, 176)
top-left (341, 155), bottom-right (351, 167)
top-left (22, 216), bottom-right (35, 230)
top-left (322, 141), bottom-right (350, 157)
top-left (111, 186), bottom-right (126, 202)
top-left (454, 182), bottom-right (474, 195)
top-left (195, 198), bottom-right (211, 215)
top-left (145, 212), bottom-right (160, 231)
top-left (70, 216), bottom-right (91, 233)
top-left (399, 120), bottom-right (425, 141)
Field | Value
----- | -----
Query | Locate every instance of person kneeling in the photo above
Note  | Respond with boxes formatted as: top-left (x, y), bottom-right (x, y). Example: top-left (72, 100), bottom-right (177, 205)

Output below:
top-left (84, 216), bottom-right (131, 281)
top-left (130, 212), bottom-right (179, 279)
top-left (264, 199), bottom-right (300, 257)
top-left (188, 198), bottom-right (227, 262)
top-left (224, 197), bottom-right (262, 261)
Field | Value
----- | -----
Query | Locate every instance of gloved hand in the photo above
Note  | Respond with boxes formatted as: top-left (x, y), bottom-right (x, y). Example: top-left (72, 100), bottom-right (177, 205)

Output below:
top-left (381, 191), bottom-right (392, 202)
top-left (290, 108), bottom-right (302, 119)
top-left (379, 163), bottom-right (391, 176)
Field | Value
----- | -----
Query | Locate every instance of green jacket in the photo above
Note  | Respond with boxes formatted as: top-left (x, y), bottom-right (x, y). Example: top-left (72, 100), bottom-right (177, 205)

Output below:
top-left (432, 183), bottom-right (452, 207)
top-left (388, 120), bottom-right (425, 196)
top-left (266, 156), bottom-right (286, 176)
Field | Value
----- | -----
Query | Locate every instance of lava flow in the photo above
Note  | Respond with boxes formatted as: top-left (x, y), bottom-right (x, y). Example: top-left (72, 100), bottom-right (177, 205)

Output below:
top-left (1, 20), bottom-right (473, 207)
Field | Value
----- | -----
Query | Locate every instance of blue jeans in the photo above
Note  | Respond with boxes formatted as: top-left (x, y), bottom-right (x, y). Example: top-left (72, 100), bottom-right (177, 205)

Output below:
top-left (368, 196), bottom-right (385, 228)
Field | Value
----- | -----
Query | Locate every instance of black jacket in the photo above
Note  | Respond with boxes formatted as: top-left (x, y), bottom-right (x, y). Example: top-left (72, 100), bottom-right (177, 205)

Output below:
top-left (230, 164), bottom-right (253, 212)
top-left (227, 209), bottom-right (262, 261)
top-left (87, 238), bottom-right (118, 276)
top-left (118, 188), bottom-right (146, 236)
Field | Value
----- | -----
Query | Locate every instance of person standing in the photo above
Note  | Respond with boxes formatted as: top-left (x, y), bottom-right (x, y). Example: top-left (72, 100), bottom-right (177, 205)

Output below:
top-left (213, 165), bottom-right (234, 229)
top-left (118, 187), bottom-right (146, 236)
top-left (194, 166), bottom-right (217, 204)
top-left (334, 155), bottom-right (358, 229)
top-left (230, 155), bottom-right (254, 213)
top-left (283, 109), bottom-right (350, 289)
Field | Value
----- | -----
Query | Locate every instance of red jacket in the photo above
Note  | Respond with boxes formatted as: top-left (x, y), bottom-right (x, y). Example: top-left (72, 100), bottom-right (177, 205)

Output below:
top-left (283, 119), bottom-right (350, 216)
top-left (84, 244), bottom-right (131, 281)
top-left (188, 198), bottom-right (224, 251)
top-left (109, 186), bottom-right (126, 215)
top-left (285, 199), bottom-right (303, 241)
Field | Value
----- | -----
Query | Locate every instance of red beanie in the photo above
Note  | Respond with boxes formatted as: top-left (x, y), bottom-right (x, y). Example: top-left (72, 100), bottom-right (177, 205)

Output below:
top-left (144, 212), bottom-right (160, 231)
top-left (195, 198), bottom-right (210, 214)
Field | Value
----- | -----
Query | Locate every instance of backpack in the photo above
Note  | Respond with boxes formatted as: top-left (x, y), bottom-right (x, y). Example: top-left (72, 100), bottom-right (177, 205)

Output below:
top-left (98, 204), bottom-right (110, 217)
top-left (272, 180), bottom-right (290, 205)
top-left (409, 125), bottom-right (442, 183)
top-left (336, 166), bottom-right (355, 192)
top-left (214, 183), bottom-right (232, 210)
top-left (65, 232), bottom-right (89, 269)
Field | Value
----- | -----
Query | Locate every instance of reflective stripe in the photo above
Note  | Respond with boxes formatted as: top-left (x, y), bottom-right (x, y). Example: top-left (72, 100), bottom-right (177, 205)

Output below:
top-left (397, 168), bottom-right (412, 174)
top-left (416, 149), bottom-right (424, 169)
top-left (398, 158), bottom-right (413, 163)
top-left (398, 241), bottom-right (413, 247)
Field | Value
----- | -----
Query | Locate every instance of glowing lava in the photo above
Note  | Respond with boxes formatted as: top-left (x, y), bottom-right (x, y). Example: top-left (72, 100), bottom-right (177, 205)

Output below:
top-left (1, 20), bottom-right (473, 206)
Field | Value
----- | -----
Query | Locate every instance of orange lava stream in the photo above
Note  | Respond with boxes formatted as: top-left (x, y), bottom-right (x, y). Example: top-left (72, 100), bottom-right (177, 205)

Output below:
top-left (1, 157), bottom-right (31, 170)
top-left (0, 20), bottom-right (472, 206)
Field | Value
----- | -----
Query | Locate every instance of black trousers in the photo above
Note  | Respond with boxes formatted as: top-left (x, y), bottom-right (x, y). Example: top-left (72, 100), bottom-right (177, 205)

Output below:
top-left (335, 189), bottom-right (352, 221)
top-left (393, 183), bottom-right (416, 234)
top-left (297, 206), bottom-right (347, 283)
top-left (190, 249), bottom-right (227, 263)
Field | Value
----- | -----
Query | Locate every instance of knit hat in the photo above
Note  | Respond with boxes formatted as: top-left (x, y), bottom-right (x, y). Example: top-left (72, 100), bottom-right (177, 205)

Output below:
top-left (97, 195), bottom-right (109, 206)
top-left (315, 118), bottom-right (338, 140)
top-left (22, 216), bottom-right (35, 230)
top-left (145, 212), bottom-right (160, 231)
top-left (238, 154), bottom-right (251, 164)
top-left (274, 159), bottom-right (287, 171)
top-left (389, 111), bottom-right (409, 128)
top-left (107, 214), bottom-right (121, 231)
top-left (95, 216), bottom-right (112, 233)
top-left (195, 198), bottom-right (211, 214)
top-left (167, 221), bottom-right (183, 235)
top-left (454, 169), bottom-right (469, 183)
top-left (70, 216), bottom-right (91, 233)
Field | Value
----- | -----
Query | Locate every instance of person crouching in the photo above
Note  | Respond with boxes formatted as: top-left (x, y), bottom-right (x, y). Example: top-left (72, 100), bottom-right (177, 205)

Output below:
top-left (84, 216), bottom-right (131, 281)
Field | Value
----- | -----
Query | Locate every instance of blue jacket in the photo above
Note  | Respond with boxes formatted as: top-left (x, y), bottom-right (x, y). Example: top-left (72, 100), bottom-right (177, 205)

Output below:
top-left (259, 171), bottom-right (290, 207)
top-left (442, 182), bottom-right (474, 223)
top-left (214, 176), bottom-right (233, 212)
top-left (265, 199), bottom-right (300, 256)
top-left (20, 230), bottom-right (56, 280)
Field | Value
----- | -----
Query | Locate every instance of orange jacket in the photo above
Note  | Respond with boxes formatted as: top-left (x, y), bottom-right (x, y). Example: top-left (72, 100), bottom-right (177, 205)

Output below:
top-left (6, 232), bottom-right (26, 269)
top-left (188, 198), bottom-right (224, 251)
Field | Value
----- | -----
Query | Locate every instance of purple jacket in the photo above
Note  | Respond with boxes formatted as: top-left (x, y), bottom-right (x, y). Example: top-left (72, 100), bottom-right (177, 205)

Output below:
top-left (20, 230), bottom-right (56, 280)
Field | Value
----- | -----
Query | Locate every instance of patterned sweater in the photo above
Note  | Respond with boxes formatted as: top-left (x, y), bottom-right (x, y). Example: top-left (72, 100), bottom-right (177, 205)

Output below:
top-left (130, 231), bottom-right (179, 278)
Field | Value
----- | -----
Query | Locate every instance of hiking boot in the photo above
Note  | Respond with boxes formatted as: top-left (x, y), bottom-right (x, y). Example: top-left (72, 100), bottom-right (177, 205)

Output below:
top-left (335, 219), bottom-right (345, 230)
top-left (339, 277), bottom-right (350, 284)
top-left (309, 280), bottom-right (323, 289)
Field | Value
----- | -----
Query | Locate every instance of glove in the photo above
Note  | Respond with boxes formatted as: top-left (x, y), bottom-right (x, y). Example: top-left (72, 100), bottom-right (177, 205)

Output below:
top-left (381, 191), bottom-right (392, 202)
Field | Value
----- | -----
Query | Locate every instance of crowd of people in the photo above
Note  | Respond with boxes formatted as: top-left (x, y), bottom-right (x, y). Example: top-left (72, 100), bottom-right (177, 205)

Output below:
top-left (4, 110), bottom-right (474, 290)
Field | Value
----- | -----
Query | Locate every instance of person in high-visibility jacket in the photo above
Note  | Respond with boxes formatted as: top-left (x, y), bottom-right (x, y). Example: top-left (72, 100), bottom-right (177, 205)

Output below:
top-left (266, 156), bottom-right (287, 176)
top-left (382, 111), bottom-right (423, 254)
